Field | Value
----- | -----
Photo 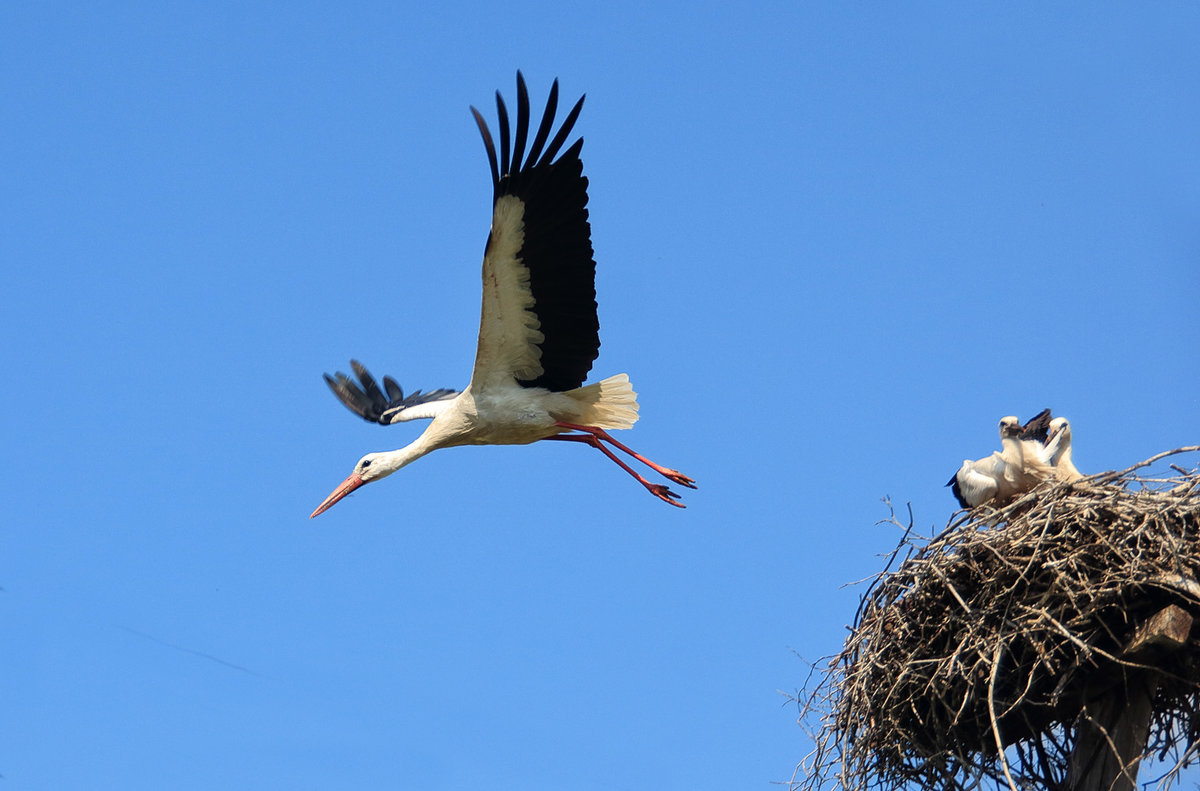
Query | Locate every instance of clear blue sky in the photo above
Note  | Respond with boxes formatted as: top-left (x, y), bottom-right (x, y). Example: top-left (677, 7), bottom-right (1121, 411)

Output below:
top-left (3, 4), bottom-right (1198, 789)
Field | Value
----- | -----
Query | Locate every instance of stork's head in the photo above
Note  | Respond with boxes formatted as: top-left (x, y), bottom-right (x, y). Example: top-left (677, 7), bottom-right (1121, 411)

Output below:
top-left (1048, 417), bottom-right (1073, 443)
top-left (998, 416), bottom-right (1023, 439)
top-left (310, 452), bottom-right (399, 518)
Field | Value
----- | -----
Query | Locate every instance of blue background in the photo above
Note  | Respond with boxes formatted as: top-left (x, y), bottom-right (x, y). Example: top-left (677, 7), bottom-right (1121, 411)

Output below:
top-left (3, 4), bottom-right (1198, 789)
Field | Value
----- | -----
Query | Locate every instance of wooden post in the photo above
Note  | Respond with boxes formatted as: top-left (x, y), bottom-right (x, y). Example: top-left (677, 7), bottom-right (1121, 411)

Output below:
top-left (1066, 604), bottom-right (1192, 791)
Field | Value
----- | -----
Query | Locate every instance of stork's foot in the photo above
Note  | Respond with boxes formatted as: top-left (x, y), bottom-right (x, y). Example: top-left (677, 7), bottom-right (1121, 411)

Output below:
top-left (647, 483), bottom-right (687, 508)
top-left (545, 425), bottom-right (692, 507)
top-left (661, 469), bottom-right (697, 489)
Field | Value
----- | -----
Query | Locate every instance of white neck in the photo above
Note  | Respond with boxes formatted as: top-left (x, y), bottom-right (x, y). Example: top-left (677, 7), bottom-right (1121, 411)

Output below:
top-left (370, 434), bottom-right (439, 481)
top-left (1057, 442), bottom-right (1072, 466)
top-left (1001, 434), bottom-right (1024, 463)
top-left (1057, 443), bottom-right (1081, 477)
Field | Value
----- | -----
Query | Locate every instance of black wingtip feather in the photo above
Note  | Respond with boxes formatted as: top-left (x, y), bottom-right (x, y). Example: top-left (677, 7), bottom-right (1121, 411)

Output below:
top-left (523, 78), bottom-right (558, 170)
top-left (496, 90), bottom-right (511, 178)
top-left (322, 360), bottom-right (459, 425)
top-left (541, 93), bottom-right (585, 164)
top-left (947, 473), bottom-right (969, 509)
top-left (382, 376), bottom-right (404, 403)
top-left (471, 106), bottom-right (499, 188)
top-left (351, 360), bottom-right (388, 415)
top-left (512, 73), bottom-right (530, 173)
top-left (324, 372), bottom-right (374, 423)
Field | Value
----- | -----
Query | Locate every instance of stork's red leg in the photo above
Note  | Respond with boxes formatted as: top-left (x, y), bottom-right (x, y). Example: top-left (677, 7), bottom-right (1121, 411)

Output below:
top-left (553, 423), bottom-right (697, 489)
top-left (544, 434), bottom-right (686, 507)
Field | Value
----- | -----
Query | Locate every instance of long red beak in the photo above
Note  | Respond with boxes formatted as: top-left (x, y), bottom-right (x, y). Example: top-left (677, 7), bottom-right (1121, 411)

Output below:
top-left (310, 473), bottom-right (366, 518)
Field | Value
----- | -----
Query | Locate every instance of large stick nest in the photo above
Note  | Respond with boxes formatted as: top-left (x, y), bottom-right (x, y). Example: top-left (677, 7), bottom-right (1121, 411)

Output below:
top-left (798, 447), bottom-right (1200, 791)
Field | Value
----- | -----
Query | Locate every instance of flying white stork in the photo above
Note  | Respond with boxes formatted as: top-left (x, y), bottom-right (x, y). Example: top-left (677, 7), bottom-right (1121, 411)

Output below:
top-left (1044, 416), bottom-right (1084, 481)
top-left (311, 73), bottom-right (696, 517)
top-left (947, 410), bottom-right (1054, 508)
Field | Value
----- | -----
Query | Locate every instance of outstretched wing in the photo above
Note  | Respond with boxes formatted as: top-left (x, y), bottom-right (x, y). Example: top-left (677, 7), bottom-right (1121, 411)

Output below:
top-left (323, 360), bottom-right (458, 425)
top-left (468, 72), bottom-right (600, 393)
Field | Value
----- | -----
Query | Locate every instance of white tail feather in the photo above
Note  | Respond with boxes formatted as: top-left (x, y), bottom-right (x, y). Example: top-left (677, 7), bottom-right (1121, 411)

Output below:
top-left (566, 373), bottom-right (640, 430)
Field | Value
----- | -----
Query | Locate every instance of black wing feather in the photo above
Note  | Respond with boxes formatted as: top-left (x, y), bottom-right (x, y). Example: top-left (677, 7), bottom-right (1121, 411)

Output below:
top-left (540, 94), bottom-right (585, 165)
top-left (496, 90), bottom-right (511, 179)
top-left (351, 360), bottom-right (388, 415)
top-left (946, 473), bottom-right (969, 509)
top-left (382, 376), bottom-right (404, 403)
top-left (511, 73), bottom-right (530, 175)
top-left (475, 71), bottom-right (600, 392)
top-left (523, 78), bottom-right (558, 169)
top-left (323, 373), bottom-right (373, 422)
top-left (323, 359), bottom-right (458, 425)
top-left (1020, 408), bottom-right (1052, 443)
top-left (472, 108), bottom-right (499, 188)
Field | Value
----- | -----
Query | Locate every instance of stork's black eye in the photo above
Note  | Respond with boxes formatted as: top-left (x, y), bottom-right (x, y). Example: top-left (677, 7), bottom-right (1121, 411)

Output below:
top-left (361, 460), bottom-right (372, 468)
